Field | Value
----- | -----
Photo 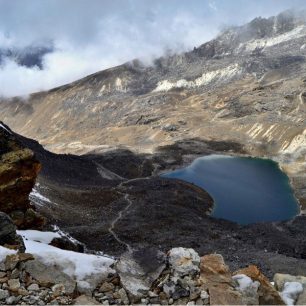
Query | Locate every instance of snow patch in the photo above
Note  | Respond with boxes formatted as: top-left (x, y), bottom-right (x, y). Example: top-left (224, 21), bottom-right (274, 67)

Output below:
top-left (153, 64), bottom-right (242, 92)
top-left (282, 129), bottom-right (306, 153)
top-left (233, 274), bottom-right (260, 291)
top-left (262, 124), bottom-right (277, 142)
top-left (52, 225), bottom-right (85, 249)
top-left (280, 282), bottom-right (303, 305)
top-left (29, 188), bottom-right (52, 206)
top-left (0, 246), bottom-right (17, 262)
top-left (17, 230), bottom-right (60, 244)
top-left (247, 123), bottom-right (264, 139)
top-left (115, 77), bottom-right (127, 92)
top-left (240, 25), bottom-right (306, 53)
top-left (0, 123), bottom-right (12, 134)
top-left (18, 230), bottom-right (115, 288)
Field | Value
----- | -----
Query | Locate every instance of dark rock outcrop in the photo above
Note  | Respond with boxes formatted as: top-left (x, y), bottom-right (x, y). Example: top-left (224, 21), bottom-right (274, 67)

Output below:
top-left (116, 248), bottom-right (166, 301)
top-left (0, 212), bottom-right (24, 251)
top-left (50, 237), bottom-right (84, 253)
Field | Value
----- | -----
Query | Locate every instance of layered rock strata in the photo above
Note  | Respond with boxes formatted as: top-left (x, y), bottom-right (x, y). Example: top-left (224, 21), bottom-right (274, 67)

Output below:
top-left (0, 123), bottom-right (44, 229)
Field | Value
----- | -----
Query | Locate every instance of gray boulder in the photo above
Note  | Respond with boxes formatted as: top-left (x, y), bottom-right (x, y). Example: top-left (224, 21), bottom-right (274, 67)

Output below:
top-left (25, 258), bottom-right (76, 294)
top-left (168, 247), bottom-right (200, 277)
top-left (233, 274), bottom-right (260, 305)
top-left (116, 248), bottom-right (166, 301)
top-left (0, 289), bottom-right (9, 301)
top-left (0, 212), bottom-right (24, 251)
top-left (274, 274), bottom-right (306, 305)
top-left (274, 274), bottom-right (306, 291)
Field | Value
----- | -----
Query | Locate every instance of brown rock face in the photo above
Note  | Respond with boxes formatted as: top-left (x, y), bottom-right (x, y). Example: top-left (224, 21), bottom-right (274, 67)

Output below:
top-left (234, 265), bottom-right (285, 305)
top-left (5, 253), bottom-right (34, 271)
top-left (0, 125), bottom-right (45, 229)
top-left (199, 254), bottom-right (243, 305)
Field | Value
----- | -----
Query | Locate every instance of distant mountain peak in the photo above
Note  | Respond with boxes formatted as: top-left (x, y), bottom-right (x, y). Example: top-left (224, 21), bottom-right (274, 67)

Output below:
top-left (0, 44), bottom-right (53, 69)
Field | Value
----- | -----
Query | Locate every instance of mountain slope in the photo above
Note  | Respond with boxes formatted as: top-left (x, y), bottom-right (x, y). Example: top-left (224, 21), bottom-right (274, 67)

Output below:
top-left (0, 10), bottom-right (305, 208)
top-left (2, 123), bottom-right (306, 278)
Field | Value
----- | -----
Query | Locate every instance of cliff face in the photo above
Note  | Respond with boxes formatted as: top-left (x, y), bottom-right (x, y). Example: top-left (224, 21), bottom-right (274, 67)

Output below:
top-left (0, 123), bottom-right (44, 229)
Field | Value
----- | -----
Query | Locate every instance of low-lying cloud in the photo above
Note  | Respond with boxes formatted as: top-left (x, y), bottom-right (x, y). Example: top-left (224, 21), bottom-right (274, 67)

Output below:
top-left (0, 0), bottom-right (306, 97)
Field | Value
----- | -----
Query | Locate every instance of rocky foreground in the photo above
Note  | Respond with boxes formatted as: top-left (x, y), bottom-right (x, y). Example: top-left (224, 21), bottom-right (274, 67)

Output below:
top-left (0, 238), bottom-right (305, 306)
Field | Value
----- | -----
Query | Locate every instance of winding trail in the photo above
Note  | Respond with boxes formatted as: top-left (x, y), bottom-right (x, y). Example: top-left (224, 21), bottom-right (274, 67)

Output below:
top-left (106, 177), bottom-right (151, 253)
top-left (108, 193), bottom-right (133, 253)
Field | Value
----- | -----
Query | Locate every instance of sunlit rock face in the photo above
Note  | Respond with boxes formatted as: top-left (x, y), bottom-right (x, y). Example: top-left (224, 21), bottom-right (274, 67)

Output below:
top-left (0, 123), bottom-right (45, 229)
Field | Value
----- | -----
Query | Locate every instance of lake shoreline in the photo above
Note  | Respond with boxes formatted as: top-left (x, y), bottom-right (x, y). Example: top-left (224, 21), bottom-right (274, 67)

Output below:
top-left (162, 154), bottom-right (299, 225)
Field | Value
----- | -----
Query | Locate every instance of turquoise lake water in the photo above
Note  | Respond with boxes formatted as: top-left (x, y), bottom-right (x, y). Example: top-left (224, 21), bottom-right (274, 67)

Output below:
top-left (162, 155), bottom-right (299, 224)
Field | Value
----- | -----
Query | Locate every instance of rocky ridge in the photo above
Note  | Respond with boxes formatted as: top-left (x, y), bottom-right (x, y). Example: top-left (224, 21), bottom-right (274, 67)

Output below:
top-left (0, 123), bottom-right (44, 229)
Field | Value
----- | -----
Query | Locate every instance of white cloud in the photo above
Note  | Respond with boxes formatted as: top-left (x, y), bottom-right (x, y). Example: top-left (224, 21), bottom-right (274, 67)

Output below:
top-left (0, 6), bottom-right (217, 97)
top-left (208, 1), bottom-right (218, 11)
top-left (0, 0), bottom-right (305, 97)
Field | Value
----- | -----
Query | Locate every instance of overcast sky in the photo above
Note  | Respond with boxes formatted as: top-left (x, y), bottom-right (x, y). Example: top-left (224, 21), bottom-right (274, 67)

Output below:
top-left (0, 0), bottom-right (306, 97)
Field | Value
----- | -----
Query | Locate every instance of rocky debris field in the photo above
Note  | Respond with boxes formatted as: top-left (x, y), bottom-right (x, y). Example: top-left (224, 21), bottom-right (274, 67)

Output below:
top-left (0, 243), bottom-right (306, 305)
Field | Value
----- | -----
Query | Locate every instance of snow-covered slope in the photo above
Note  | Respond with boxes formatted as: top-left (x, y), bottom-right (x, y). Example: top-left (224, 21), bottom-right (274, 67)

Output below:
top-left (18, 230), bottom-right (115, 290)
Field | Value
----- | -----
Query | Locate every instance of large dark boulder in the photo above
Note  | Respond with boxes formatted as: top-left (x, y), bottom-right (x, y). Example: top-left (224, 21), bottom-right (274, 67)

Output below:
top-left (0, 212), bottom-right (24, 251)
